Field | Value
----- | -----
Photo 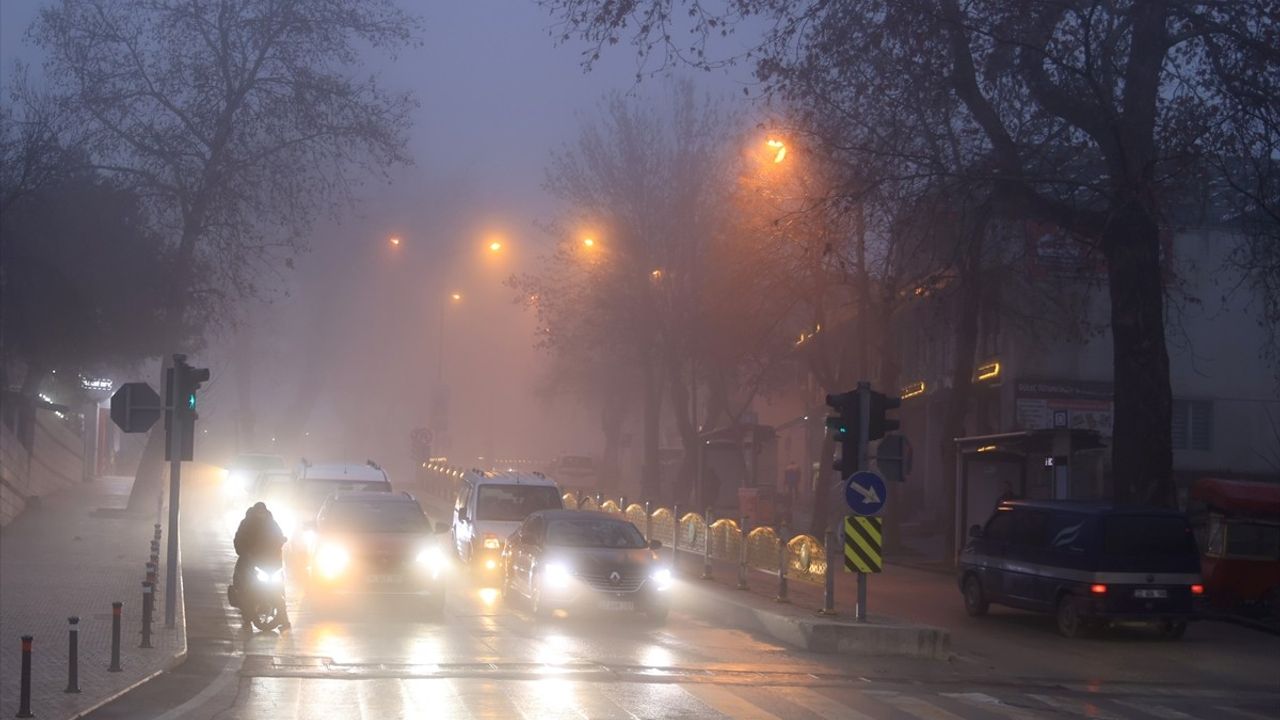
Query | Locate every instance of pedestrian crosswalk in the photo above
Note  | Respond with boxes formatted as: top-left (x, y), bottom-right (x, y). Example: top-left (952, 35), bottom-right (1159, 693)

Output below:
top-left (227, 676), bottom-right (1280, 719)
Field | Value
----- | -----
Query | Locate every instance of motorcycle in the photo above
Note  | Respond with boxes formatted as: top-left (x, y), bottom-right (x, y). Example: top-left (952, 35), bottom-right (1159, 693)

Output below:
top-left (231, 563), bottom-right (287, 631)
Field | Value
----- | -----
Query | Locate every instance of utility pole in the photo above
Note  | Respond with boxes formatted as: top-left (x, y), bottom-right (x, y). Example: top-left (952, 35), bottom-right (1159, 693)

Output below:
top-left (163, 356), bottom-right (183, 628)
top-left (855, 381), bottom-right (871, 621)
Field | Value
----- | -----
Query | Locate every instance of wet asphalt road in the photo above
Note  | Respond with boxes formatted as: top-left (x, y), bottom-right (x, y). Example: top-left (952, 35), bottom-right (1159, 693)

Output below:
top-left (83, 487), bottom-right (1280, 720)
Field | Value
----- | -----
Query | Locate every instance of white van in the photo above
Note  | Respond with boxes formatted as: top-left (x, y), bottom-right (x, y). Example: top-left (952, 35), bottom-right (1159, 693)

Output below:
top-left (453, 471), bottom-right (562, 576)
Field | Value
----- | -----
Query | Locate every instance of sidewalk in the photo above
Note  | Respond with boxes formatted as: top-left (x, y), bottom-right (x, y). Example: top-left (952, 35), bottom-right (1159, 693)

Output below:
top-left (0, 476), bottom-right (186, 720)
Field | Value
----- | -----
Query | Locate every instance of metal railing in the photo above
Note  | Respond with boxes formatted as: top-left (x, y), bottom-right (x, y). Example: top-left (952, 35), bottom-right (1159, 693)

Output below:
top-left (561, 491), bottom-right (829, 587)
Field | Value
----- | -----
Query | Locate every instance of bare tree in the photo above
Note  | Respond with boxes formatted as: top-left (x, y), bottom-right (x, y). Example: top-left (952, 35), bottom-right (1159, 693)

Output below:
top-left (29, 0), bottom-right (419, 508)
top-left (540, 0), bottom-right (1280, 508)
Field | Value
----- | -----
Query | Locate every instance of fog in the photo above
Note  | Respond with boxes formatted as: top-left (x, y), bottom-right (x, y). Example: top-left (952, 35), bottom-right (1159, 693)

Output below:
top-left (0, 0), bottom-right (756, 485)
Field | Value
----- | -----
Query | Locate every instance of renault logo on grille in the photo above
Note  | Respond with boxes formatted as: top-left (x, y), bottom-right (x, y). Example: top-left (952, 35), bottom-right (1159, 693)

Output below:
top-left (609, 571), bottom-right (622, 586)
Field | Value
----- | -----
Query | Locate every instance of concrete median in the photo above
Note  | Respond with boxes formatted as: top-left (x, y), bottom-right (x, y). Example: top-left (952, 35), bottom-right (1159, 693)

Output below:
top-left (675, 575), bottom-right (950, 659)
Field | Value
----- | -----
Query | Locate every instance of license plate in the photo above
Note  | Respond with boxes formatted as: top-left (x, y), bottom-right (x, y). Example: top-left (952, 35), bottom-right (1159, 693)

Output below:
top-left (1134, 589), bottom-right (1167, 599)
top-left (600, 600), bottom-right (634, 611)
top-left (369, 574), bottom-right (400, 584)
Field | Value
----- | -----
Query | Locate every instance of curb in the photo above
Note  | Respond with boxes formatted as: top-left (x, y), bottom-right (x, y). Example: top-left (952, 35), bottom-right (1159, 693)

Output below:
top-left (676, 578), bottom-right (950, 660)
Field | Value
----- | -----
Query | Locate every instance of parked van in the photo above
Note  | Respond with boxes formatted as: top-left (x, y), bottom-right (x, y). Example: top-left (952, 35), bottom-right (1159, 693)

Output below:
top-left (959, 500), bottom-right (1203, 638)
top-left (453, 470), bottom-right (562, 578)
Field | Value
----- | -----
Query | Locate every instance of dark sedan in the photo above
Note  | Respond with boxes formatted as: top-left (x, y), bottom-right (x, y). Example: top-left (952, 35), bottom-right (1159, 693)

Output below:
top-left (501, 510), bottom-right (673, 623)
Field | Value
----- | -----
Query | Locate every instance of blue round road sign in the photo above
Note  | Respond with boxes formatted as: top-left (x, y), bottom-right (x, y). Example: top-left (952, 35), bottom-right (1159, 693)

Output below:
top-left (844, 471), bottom-right (887, 516)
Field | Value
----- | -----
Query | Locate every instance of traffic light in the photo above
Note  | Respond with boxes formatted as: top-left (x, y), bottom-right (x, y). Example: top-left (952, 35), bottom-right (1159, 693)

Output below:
top-left (164, 355), bottom-right (209, 462)
top-left (867, 390), bottom-right (901, 441)
top-left (825, 391), bottom-right (859, 475)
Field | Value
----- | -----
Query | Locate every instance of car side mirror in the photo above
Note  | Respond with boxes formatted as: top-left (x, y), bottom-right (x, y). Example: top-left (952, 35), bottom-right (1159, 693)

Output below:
top-left (968, 524), bottom-right (983, 539)
top-left (649, 539), bottom-right (663, 551)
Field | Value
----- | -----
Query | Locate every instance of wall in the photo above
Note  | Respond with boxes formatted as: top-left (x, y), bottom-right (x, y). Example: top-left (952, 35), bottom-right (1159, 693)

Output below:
top-left (0, 407), bottom-right (86, 527)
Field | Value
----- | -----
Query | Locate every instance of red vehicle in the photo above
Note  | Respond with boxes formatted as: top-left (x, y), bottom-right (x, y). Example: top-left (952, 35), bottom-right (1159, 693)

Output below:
top-left (1189, 478), bottom-right (1280, 619)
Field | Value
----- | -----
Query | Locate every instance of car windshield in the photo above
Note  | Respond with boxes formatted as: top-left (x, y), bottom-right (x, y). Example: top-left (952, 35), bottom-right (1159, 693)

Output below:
top-left (1103, 515), bottom-right (1197, 556)
top-left (475, 485), bottom-right (562, 521)
top-left (299, 480), bottom-right (389, 512)
top-left (546, 518), bottom-right (646, 548)
top-left (324, 501), bottom-right (427, 533)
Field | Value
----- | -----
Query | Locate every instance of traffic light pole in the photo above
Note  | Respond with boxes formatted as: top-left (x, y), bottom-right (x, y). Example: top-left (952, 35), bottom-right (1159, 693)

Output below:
top-left (164, 354), bottom-right (183, 628)
top-left (855, 381), bottom-right (871, 623)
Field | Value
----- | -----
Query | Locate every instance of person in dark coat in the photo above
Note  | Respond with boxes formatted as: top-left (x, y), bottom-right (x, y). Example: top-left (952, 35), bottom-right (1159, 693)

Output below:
top-left (231, 502), bottom-right (289, 630)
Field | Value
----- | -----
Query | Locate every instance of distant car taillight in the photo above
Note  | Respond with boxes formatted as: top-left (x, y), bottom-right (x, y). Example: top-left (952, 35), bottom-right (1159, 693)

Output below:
top-left (1190, 583), bottom-right (1205, 596)
top-left (1090, 584), bottom-right (1108, 595)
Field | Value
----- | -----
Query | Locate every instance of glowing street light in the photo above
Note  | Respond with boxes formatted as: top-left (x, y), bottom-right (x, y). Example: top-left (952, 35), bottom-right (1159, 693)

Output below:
top-left (650, 268), bottom-right (664, 281)
top-left (389, 235), bottom-right (403, 247)
top-left (488, 240), bottom-right (503, 253)
top-left (582, 237), bottom-right (596, 248)
top-left (450, 291), bottom-right (463, 301)
top-left (766, 138), bottom-right (787, 164)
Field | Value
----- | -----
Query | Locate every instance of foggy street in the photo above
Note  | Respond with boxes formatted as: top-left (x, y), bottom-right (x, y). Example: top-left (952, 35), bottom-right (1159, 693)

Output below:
top-left (55, 474), bottom-right (1274, 720)
top-left (4, 1), bottom-right (1280, 719)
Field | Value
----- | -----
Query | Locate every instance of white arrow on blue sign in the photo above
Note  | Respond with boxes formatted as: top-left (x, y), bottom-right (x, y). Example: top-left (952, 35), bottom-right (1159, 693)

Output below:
top-left (844, 470), bottom-right (888, 516)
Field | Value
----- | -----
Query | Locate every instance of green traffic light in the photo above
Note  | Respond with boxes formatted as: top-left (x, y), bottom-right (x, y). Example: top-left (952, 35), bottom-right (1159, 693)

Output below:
top-left (187, 393), bottom-right (196, 411)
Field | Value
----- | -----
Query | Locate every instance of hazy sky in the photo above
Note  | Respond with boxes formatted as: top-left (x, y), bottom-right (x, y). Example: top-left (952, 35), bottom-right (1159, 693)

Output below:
top-left (1, 1), bottom-right (761, 476)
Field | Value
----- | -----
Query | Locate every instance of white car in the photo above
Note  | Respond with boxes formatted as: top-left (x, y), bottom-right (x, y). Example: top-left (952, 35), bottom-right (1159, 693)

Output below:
top-left (453, 471), bottom-right (563, 579)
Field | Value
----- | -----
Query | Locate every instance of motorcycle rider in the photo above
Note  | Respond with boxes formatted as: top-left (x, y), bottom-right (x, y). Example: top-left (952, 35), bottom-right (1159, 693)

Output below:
top-left (232, 501), bottom-right (291, 631)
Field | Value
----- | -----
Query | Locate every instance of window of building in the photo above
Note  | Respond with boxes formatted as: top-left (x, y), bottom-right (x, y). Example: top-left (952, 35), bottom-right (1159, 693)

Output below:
top-left (1171, 399), bottom-right (1213, 451)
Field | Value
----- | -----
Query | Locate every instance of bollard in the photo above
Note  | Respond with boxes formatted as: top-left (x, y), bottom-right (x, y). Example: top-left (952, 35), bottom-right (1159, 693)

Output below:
top-left (66, 617), bottom-right (81, 693)
top-left (644, 501), bottom-right (652, 541)
top-left (671, 504), bottom-right (680, 571)
top-left (818, 529), bottom-right (837, 615)
top-left (154, 522), bottom-right (162, 540)
top-left (108, 601), bottom-right (123, 672)
top-left (736, 516), bottom-right (749, 590)
top-left (17, 635), bottom-right (33, 718)
top-left (140, 583), bottom-right (154, 649)
top-left (776, 524), bottom-right (790, 604)
top-left (146, 562), bottom-right (157, 585)
top-left (701, 507), bottom-right (713, 579)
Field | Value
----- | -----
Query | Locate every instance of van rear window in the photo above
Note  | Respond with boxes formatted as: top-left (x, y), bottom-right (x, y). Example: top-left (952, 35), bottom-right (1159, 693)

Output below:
top-left (1103, 515), bottom-right (1196, 556)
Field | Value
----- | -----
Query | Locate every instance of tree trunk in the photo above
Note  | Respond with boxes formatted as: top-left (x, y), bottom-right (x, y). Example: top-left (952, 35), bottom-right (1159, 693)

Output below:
top-left (599, 397), bottom-right (624, 492)
top-left (1103, 206), bottom-right (1175, 506)
top-left (126, 355), bottom-right (173, 513)
top-left (640, 356), bottom-right (664, 500)
top-left (234, 328), bottom-right (255, 453)
top-left (939, 228), bottom-right (985, 558)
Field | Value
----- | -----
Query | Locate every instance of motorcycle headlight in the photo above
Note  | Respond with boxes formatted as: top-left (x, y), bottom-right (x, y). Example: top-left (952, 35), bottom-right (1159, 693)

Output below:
top-left (651, 567), bottom-right (673, 591)
top-left (416, 546), bottom-right (449, 577)
top-left (543, 562), bottom-right (572, 589)
top-left (315, 543), bottom-right (349, 578)
top-left (254, 566), bottom-right (285, 584)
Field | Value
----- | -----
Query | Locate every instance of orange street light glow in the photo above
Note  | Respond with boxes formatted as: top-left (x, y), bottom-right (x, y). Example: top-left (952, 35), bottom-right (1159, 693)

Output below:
top-left (583, 237), bottom-right (595, 248)
top-left (488, 240), bottom-right (503, 252)
top-left (766, 138), bottom-right (787, 163)
top-left (389, 235), bottom-right (402, 246)
top-left (450, 292), bottom-right (462, 301)
top-left (650, 269), bottom-right (664, 280)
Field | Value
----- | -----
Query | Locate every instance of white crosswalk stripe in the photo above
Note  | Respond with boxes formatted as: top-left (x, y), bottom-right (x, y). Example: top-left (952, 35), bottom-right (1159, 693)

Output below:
top-left (1111, 698), bottom-right (1203, 719)
top-left (772, 686), bottom-right (879, 720)
top-left (682, 683), bottom-right (786, 719)
top-left (1028, 692), bottom-right (1129, 720)
top-left (943, 691), bottom-right (1049, 719)
top-left (873, 691), bottom-right (970, 720)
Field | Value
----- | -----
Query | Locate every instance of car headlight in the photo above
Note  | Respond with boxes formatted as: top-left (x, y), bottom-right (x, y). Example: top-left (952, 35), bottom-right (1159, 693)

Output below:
top-left (303, 529), bottom-right (317, 551)
top-left (315, 543), bottom-right (349, 578)
top-left (652, 567), bottom-right (673, 590)
top-left (224, 470), bottom-right (250, 495)
top-left (416, 546), bottom-right (449, 577)
top-left (543, 562), bottom-right (572, 589)
top-left (482, 534), bottom-right (502, 551)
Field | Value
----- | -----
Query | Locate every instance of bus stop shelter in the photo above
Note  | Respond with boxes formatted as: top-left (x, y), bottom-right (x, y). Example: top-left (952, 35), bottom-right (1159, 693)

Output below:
top-left (953, 428), bottom-right (1106, 561)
